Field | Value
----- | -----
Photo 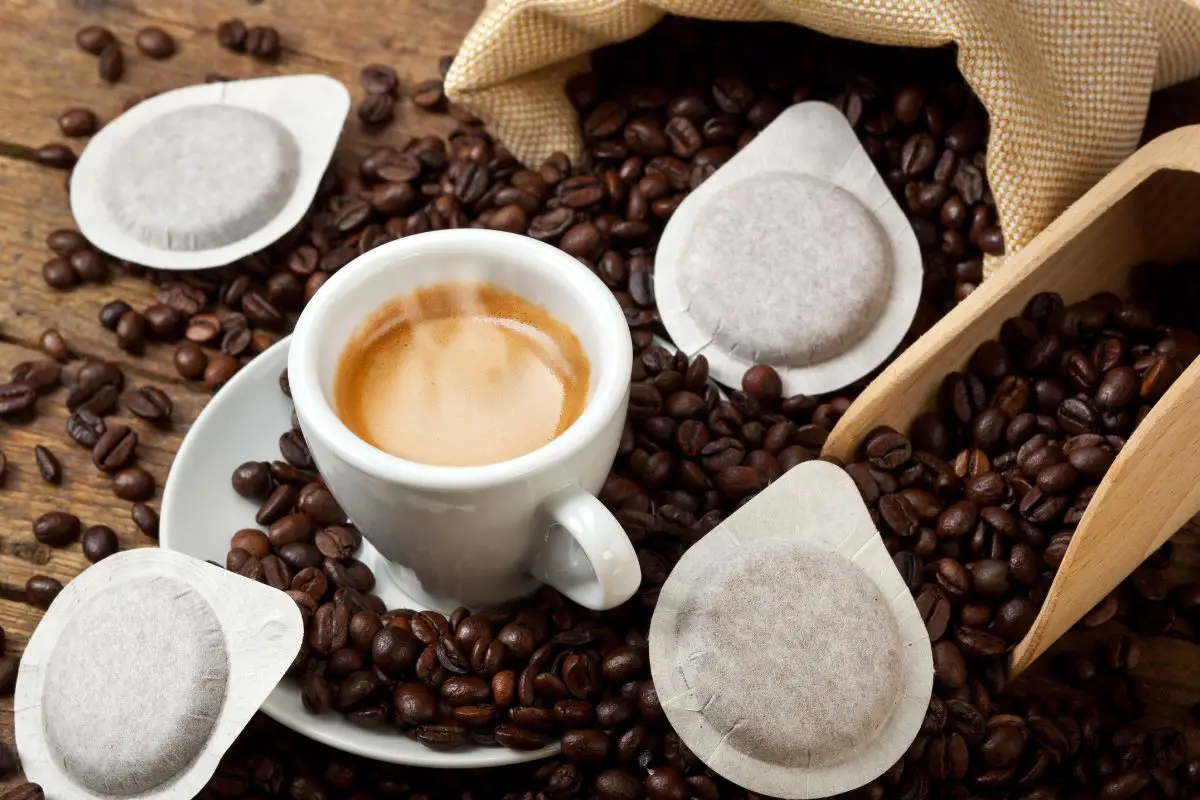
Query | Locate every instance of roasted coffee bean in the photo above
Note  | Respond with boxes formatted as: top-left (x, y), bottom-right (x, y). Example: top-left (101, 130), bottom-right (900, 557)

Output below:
top-left (98, 44), bottom-right (124, 82)
top-left (232, 461), bottom-right (274, 500)
top-left (280, 430), bottom-right (314, 469)
top-left (315, 526), bottom-right (357, 560)
top-left (33, 511), bottom-right (80, 547)
top-left (372, 626), bottom-right (421, 675)
top-left (216, 18), bottom-right (247, 50)
top-left (866, 429), bottom-right (913, 470)
top-left (33, 445), bottom-right (62, 484)
top-left (76, 24), bottom-right (115, 53)
top-left (494, 724), bottom-right (553, 751)
top-left (205, 354), bottom-right (239, 390)
top-left (173, 342), bottom-right (208, 380)
top-left (0, 382), bottom-right (37, 418)
top-left (93, 425), bottom-right (137, 472)
top-left (296, 484), bottom-right (346, 526)
top-left (47, 229), bottom-right (89, 257)
top-left (42, 256), bottom-right (78, 288)
top-left (245, 26), bottom-right (281, 59)
top-left (113, 467), bottom-right (155, 502)
top-left (358, 93), bottom-right (395, 125)
top-left (562, 729), bottom-right (610, 760)
top-left (131, 503), bottom-right (159, 538)
top-left (81, 524), bottom-right (119, 563)
top-left (411, 79), bottom-right (447, 110)
top-left (123, 386), bottom-right (172, 421)
top-left (135, 26), bottom-right (175, 58)
top-left (0, 784), bottom-right (43, 800)
top-left (269, 513), bottom-right (313, 548)
top-left (25, 575), bottom-right (64, 609)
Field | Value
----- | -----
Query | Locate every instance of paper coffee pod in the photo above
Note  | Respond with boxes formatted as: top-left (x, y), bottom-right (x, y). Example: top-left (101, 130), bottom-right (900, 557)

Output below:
top-left (70, 74), bottom-right (350, 270)
top-left (649, 460), bottom-right (932, 799)
top-left (654, 101), bottom-right (922, 396)
top-left (16, 549), bottom-right (304, 799)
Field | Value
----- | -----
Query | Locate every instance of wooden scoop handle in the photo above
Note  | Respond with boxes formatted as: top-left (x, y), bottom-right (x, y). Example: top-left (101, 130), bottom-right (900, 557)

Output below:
top-left (821, 125), bottom-right (1200, 675)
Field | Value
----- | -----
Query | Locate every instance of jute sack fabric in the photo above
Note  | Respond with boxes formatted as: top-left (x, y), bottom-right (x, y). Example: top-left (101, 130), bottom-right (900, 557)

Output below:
top-left (444, 0), bottom-right (1200, 264)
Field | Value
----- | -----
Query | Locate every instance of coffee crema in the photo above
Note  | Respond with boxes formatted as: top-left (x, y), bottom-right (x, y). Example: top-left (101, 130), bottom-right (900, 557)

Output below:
top-left (334, 282), bottom-right (589, 467)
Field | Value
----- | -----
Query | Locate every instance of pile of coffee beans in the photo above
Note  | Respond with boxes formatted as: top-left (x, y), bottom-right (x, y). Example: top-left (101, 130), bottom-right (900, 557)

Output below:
top-left (837, 263), bottom-right (1200, 800)
top-left (11, 11), bottom-right (1200, 800)
top-left (215, 258), bottom-right (1200, 797)
top-left (34, 19), bottom-right (997, 399)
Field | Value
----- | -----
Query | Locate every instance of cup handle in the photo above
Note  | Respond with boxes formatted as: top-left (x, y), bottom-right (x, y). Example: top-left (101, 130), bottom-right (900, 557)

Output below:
top-left (531, 485), bottom-right (641, 611)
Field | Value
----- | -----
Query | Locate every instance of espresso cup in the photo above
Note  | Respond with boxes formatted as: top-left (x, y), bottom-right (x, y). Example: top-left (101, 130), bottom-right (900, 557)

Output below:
top-left (288, 230), bottom-right (639, 611)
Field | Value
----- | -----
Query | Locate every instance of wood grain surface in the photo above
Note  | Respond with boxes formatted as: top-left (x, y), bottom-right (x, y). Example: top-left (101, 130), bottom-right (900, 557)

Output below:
top-left (0, 0), bottom-right (1199, 786)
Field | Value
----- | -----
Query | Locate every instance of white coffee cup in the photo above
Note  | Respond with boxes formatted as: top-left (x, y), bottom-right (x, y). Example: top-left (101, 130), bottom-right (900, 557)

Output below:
top-left (288, 230), bottom-right (640, 612)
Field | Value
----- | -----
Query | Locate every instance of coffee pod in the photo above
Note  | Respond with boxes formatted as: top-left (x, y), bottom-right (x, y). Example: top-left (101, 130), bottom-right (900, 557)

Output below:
top-left (70, 74), bottom-right (350, 270)
top-left (16, 549), bottom-right (303, 798)
top-left (655, 101), bottom-right (922, 396)
top-left (649, 460), bottom-right (932, 799)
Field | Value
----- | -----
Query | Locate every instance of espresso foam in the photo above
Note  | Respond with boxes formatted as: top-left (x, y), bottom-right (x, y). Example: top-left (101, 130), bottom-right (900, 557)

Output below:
top-left (336, 283), bottom-right (589, 466)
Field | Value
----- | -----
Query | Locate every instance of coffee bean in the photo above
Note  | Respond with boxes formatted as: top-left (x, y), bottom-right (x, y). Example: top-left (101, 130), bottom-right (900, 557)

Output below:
top-left (98, 300), bottom-right (132, 331)
top-left (33, 445), bottom-right (62, 484)
top-left (205, 354), bottom-right (240, 390)
top-left (955, 626), bottom-right (1008, 659)
top-left (268, 513), bottom-right (313, 547)
top-left (135, 26), bottom-right (175, 58)
top-left (174, 342), bottom-right (208, 380)
top-left (11, 361), bottom-right (60, 394)
top-left (25, 575), bottom-right (64, 609)
top-left (98, 44), bottom-right (124, 82)
top-left (245, 26), bottom-right (281, 59)
top-left (412, 79), bottom-right (447, 110)
top-left (82, 525), bottom-right (120, 563)
top-left (968, 559), bottom-right (1010, 598)
top-left (494, 724), bottom-right (552, 750)
top-left (373, 627), bottom-right (421, 675)
top-left (359, 64), bottom-right (398, 95)
top-left (63, 410), bottom-right (104, 450)
top-left (131, 503), bottom-right (159, 538)
top-left (216, 18), bottom-right (247, 50)
top-left (0, 785), bottom-right (42, 800)
top-left (56, 107), bottom-right (97, 139)
top-left (115, 310), bottom-right (146, 353)
top-left (76, 24), bottom-right (115, 54)
top-left (32, 511), bottom-right (80, 547)
top-left (280, 430), bottom-right (314, 469)
top-left (67, 379), bottom-right (120, 417)
top-left (0, 381), bottom-right (36, 419)
top-left (562, 728), bottom-right (610, 761)
top-left (42, 256), bottom-right (79, 288)
top-left (122, 386), bottom-right (173, 422)
top-left (93, 425), bottom-right (137, 472)
top-left (901, 133), bottom-right (937, 176)
top-left (358, 93), bottom-right (395, 125)
top-left (113, 467), bottom-right (155, 502)
top-left (932, 640), bottom-right (967, 689)
top-left (865, 429), bottom-right (913, 470)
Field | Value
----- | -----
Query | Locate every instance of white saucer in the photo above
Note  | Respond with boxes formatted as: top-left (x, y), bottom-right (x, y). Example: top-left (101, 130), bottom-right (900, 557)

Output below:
top-left (160, 336), bottom-right (558, 768)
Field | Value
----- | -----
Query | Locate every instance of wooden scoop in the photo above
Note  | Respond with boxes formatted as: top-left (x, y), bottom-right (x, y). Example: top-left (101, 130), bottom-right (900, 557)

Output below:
top-left (822, 126), bottom-right (1200, 676)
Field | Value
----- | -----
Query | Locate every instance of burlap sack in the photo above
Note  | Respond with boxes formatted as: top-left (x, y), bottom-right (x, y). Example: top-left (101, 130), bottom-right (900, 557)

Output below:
top-left (444, 0), bottom-right (1200, 260)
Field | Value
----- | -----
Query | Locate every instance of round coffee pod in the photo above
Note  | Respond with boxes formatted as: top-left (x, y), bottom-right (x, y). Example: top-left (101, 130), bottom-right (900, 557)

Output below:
top-left (649, 460), bottom-right (933, 799)
top-left (16, 549), bottom-right (304, 799)
top-left (70, 75), bottom-right (349, 270)
top-left (655, 101), bottom-right (922, 396)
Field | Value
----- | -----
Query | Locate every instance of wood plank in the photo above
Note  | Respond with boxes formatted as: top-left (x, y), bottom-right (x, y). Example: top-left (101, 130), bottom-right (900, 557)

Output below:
top-left (0, 0), bottom-right (478, 153)
top-left (0, 0), bottom-right (1199, 789)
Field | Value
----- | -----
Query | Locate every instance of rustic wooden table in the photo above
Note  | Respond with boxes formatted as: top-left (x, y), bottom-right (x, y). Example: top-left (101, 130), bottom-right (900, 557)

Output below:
top-left (1, 0), bottom-right (1199, 788)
